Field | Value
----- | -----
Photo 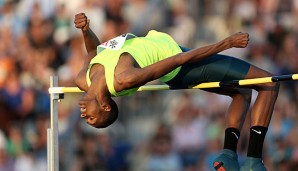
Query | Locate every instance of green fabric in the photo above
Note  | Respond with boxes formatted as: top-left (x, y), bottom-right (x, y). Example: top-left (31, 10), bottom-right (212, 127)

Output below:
top-left (86, 30), bottom-right (182, 97)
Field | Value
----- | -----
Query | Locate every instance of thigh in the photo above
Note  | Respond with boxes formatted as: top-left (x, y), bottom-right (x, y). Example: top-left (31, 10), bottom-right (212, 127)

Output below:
top-left (204, 54), bottom-right (251, 82)
top-left (166, 54), bottom-right (251, 89)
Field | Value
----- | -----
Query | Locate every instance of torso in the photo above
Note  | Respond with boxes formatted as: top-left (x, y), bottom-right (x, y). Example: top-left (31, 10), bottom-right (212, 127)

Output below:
top-left (76, 53), bottom-right (140, 93)
top-left (77, 30), bottom-right (182, 96)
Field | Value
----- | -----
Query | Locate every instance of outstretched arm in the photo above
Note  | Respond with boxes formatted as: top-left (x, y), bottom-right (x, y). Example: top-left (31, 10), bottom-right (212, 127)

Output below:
top-left (74, 13), bottom-right (100, 54)
top-left (178, 32), bottom-right (249, 63)
top-left (118, 32), bottom-right (249, 90)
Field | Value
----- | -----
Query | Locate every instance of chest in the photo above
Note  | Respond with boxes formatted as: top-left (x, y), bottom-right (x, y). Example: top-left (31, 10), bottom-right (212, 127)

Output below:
top-left (114, 53), bottom-right (141, 76)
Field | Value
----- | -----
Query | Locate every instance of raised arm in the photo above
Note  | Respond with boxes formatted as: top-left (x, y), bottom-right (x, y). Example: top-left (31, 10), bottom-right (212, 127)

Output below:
top-left (74, 13), bottom-right (100, 54)
top-left (117, 33), bottom-right (249, 90)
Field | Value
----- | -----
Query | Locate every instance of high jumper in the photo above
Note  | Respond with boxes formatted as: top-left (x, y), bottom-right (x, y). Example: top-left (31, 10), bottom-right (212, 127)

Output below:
top-left (73, 13), bottom-right (279, 171)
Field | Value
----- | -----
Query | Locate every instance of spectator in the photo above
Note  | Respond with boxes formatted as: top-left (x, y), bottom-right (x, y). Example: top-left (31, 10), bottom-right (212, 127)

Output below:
top-left (146, 123), bottom-right (182, 171)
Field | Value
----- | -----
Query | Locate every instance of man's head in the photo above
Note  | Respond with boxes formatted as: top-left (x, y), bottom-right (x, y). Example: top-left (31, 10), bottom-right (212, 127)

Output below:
top-left (79, 97), bottom-right (118, 128)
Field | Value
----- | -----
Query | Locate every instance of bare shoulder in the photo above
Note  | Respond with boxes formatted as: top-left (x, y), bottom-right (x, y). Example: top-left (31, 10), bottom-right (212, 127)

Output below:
top-left (75, 68), bottom-right (89, 92)
top-left (75, 51), bottom-right (98, 92)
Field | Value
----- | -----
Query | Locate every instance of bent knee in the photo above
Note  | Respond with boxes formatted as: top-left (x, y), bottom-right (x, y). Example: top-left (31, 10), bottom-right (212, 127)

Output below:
top-left (257, 79), bottom-right (280, 92)
top-left (272, 81), bottom-right (280, 91)
top-left (245, 66), bottom-right (280, 91)
top-left (233, 89), bottom-right (252, 101)
top-left (251, 71), bottom-right (280, 91)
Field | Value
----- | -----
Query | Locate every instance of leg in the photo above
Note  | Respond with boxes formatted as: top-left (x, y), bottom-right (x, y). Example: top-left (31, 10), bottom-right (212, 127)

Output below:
top-left (244, 65), bottom-right (280, 127)
top-left (212, 88), bottom-right (251, 171)
top-left (204, 87), bottom-right (252, 130)
top-left (240, 65), bottom-right (279, 171)
top-left (165, 54), bottom-right (255, 171)
top-left (222, 88), bottom-right (252, 130)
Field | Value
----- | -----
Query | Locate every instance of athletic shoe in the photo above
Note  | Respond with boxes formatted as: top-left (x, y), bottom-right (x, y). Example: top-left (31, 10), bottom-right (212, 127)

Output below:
top-left (213, 149), bottom-right (240, 171)
top-left (240, 157), bottom-right (267, 171)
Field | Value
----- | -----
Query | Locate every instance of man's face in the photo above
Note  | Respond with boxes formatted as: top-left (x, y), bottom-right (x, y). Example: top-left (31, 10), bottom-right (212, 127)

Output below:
top-left (79, 98), bottom-right (104, 127)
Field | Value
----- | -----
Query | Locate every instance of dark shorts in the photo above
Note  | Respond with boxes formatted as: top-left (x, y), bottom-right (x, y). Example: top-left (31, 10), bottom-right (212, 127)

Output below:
top-left (166, 47), bottom-right (251, 89)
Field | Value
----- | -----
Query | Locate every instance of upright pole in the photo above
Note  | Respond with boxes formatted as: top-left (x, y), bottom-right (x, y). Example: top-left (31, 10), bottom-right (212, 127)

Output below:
top-left (47, 128), bottom-right (52, 171)
top-left (48, 76), bottom-right (59, 171)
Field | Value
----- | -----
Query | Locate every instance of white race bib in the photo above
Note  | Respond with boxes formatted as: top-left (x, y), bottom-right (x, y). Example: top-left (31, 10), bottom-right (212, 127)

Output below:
top-left (98, 33), bottom-right (136, 51)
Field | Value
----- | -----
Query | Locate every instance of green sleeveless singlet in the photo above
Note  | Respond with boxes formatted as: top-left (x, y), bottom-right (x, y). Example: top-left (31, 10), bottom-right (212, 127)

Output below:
top-left (86, 30), bottom-right (182, 97)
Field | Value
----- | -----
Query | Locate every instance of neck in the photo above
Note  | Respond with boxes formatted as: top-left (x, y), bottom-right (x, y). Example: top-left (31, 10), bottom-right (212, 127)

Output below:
top-left (96, 94), bottom-right (111, 106)
top-left (86, 64), bottom-right (111, 105)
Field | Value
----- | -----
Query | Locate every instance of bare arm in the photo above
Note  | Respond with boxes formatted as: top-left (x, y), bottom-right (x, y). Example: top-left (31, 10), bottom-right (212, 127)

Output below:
top-left (117, 33), bottom-right (249, 90)
top-left (82, 28), bottom-right (100, 54)
top-left (178, 32), bottom-right (249, 63)
top-left (74, 13), bottom-right (100, 91)
top-left (74, 13), bottom-right (100, 54)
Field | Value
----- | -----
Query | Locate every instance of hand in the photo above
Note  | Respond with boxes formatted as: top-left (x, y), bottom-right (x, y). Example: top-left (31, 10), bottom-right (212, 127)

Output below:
top-left (227, 32), bottom-right (249, 48)
top-left (74, 13), bottom-right (90, 31)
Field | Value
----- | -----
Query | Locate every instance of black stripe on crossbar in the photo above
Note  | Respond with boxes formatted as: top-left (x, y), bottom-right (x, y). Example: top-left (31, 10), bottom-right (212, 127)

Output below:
top-left (271, 74), bottom-right (293, 82)
top-left (169, 86), bottom-right (180, 90)
top-left (219, 80), bottom-right (240, 87)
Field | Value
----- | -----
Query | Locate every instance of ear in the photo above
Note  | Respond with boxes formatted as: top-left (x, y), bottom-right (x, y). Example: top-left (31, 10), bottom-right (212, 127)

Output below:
top-left (101, 104), bottom-right (111, 111)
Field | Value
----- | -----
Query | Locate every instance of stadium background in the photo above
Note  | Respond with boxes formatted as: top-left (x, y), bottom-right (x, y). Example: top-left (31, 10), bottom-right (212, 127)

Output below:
top-left (0, 0), bottom-right (298, 170)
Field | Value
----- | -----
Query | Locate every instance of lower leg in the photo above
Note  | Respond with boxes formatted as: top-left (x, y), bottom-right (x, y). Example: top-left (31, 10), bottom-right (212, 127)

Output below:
top-left (213, 90), bottom-right (251, 170)
top-left (246, 87), bottom-right (279, 159)
top-left (244, 65), bottom-right (280, 127)
top-left (244, 66), bottom-right (280, 160)
top-left (224, 92), bottom-right (251, 153)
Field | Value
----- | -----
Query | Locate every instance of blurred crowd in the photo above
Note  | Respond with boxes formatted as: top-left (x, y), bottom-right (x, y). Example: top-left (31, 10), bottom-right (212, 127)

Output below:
top-left (1, 0), bottom-right (298, 170)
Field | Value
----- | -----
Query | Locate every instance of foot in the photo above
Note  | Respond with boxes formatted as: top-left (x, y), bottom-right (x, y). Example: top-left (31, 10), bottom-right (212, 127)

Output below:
top-left (213, 149), bottom-right (240, 171)
top-left (240, 157), bottom-right (267, 171)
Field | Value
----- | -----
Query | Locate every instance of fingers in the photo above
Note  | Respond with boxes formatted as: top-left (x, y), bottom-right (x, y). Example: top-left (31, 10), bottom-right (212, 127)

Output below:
top-left (74, 13), bottom-right (88, 29)
top-left (82, 19), bottom-right (90, 31)
top-left (75, 13), bottom-right (85, 18)
top-left (242, 33), bottom-right (249, 47)
top-left (75, 22), bottom-right (87, 29)
top-left (242, 33), bottom-right (249, 39)
top-left (233, 32), bottom-right (249, 48)
top-left (74, 18), bottom-right (87, 25)
top-left (75, 13), bottom-right (87, 20)
top-left (239, 34), bottom-right (249, 47)
top-left (74, 19), bottom-right (87, 28)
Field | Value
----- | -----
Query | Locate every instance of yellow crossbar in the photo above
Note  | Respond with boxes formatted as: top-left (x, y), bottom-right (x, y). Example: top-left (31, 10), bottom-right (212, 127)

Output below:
top-left (48, 74), bottom-right (298, 94)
